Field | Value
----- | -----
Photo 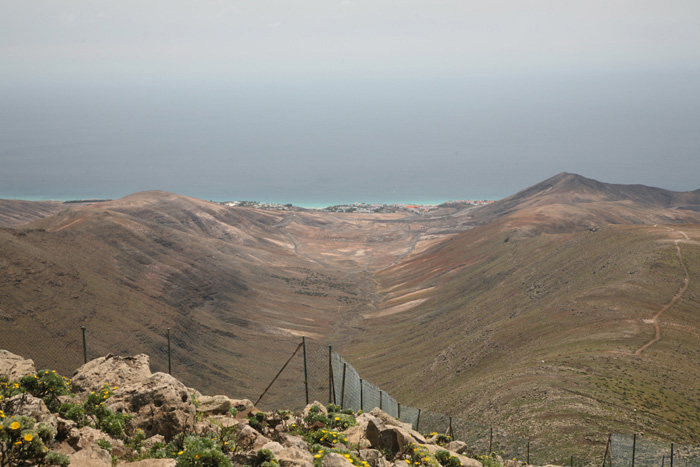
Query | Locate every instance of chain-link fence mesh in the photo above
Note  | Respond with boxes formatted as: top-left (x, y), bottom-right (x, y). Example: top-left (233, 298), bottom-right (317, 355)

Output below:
top-left (610, 435), bottom-right (700, 467)
top-left (260, 340), bottom-right (700, 467)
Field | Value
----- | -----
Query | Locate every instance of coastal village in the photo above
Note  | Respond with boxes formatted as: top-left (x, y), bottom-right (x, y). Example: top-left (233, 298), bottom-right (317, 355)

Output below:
top-left (220, 200), bottom-right (494, 213)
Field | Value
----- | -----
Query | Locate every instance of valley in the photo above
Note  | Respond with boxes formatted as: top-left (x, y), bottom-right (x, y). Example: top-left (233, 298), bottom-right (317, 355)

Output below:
top-left (2, 173), bottom-right (700, 458)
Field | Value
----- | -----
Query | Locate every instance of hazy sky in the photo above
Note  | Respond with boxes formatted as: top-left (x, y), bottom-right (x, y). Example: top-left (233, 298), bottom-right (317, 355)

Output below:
top-left (2, 1), bottom-right (700, 204)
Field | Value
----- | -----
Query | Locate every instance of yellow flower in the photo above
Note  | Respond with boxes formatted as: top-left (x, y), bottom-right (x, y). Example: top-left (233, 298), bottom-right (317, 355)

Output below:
top-left (195, 454), bottom-right (201, 459)
top-left (178, 451), bottom-right (184, 455)
top-left (314, 455), bottom-right (322, 459)
top-left (335, 417), bottom-right (340, 421)
top-left (10, 421), bottom-right (21, 430)
top-left (14, 441), bottom-right (22, 445)
top-left (113, 386), bottom-right (118, 390)
top-left (24, 434), bottom-right (34, 442)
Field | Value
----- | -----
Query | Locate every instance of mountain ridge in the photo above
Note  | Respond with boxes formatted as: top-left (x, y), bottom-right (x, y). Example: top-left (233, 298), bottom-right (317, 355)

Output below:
top-left (2, 173), bottom-right (700, 455)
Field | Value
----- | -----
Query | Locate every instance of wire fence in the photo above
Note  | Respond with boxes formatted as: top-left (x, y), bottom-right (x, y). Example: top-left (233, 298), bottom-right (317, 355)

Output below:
top-left (6, 328), bottom-right (700, 467)
top-left (260, 339), bottom-right (700, 467)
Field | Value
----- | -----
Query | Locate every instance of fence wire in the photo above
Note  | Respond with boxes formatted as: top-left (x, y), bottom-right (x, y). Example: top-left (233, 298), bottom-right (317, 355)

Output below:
top-left (610, 435), bottom-right (700, 467)
top-left (265, 340), bottom-right (700, 467)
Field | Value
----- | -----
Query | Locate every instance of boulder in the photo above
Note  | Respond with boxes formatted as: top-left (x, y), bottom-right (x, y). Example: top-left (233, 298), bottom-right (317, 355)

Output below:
top-left (230, 398), bottom-right (257, 418)
top-left (66, 446), bottom-right (112, 467)
top-left (344, 424), bottom-right (371, 449)
top-left (72, 425), bottom-right (130, 458)
top-left (105, 372), bottom-right (196, 440)
top-left (368, 408), bottom-right (413, 431)
top-left (262, 440), bottom-right (314, 467)
top-left (422, 444), bottom-right (482, 467)
top-left (0, 349), bottom-right (36, 380)
top-left (445, 441), bottom-right (472, 456)
top-left (72, 354), bottom-right (152, 394)
top-left (4, 394), bottom-right (56, 426)
top-left (303, 401), bottom-right (328, 419)
top-left (237, 424), bottom-right (273, 452)
top-left (364, 414), bottom-right (420, 456)
top-left (122, 460), bottom-right (177, 467)
top-left (197, 394), bottom-right (232, 415)
top-left (322, 452), bottom-right (355, 467)
top-left (359, 448), bottom-right (390, 467)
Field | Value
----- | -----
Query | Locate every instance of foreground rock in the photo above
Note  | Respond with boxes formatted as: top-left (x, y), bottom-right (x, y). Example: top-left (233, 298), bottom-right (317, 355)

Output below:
top-left (2, 350), bottom-right (558, 467)
top-left (106, 372), bottom-right (197, 440)
top-left (0, 349), bottom-right (36, 380)
top-left (71, 354), bottom-right (152, 394)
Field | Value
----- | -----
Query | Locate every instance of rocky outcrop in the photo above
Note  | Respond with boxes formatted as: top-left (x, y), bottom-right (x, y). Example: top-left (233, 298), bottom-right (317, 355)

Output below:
top-left (0, 349), bottom-right (36, 380)
top-left (1, 351), bottom-right (548, 467)
top-left (106, 372), bottom-right (196, 440)
top-left (71, 354), bottom-right (152, 394)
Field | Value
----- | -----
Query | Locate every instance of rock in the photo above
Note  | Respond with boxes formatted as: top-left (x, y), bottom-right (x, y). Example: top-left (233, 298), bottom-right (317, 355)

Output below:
top-left (230, 398), bottom-right (257, 418)
top-left (72, 354), bottom-right (152, 394)
top-left (197, 394), bottom-right (232, 415)
top-left (0, 349), bottom-right (36, 380)
top-left (344, 424), bottom-right (371, 449)
top-left (445, 441), bottom-right (472, 456)
top-left (322, 452), bottom-right (355, 467)
top-left (369, 408), bottom-right (413, 431)
top-left (303, 401), bottom-right (328, 419)
top-left (142, 434), bottom-right (166, 450)
top-left (66, 446), bottom-right (112, 467)
top-left (121, 460), bottom-right (177, 467)
top-left (105, 372), bottom-right (196, 440)
top-left (422, 444), bottom-right (482, 467)
top-left (359, 448), bottom-right (390, 467)
top-left (364, 414), bottom-right (420, 456)
top-left (4, 394), bottom-right (56, 426)
top-left (262, 441), bottom-right (315, 467)
top-left (237, 424), bottom-right (273, 452)
top-left (73, 425), bottom-right (130, 458)
top-left (277, 433), bottom-right (309, 450)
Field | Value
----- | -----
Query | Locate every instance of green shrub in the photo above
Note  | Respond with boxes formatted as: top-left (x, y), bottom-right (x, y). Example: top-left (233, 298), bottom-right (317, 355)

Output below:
top-left (327, 413), bottom-right (356, 431)
top-left (0, 415), bottom-right (70, 467)
top-left (175, 435), bottom-right (232, 467)
top-left (253, 448), bottom-right (278, 467)
top-left (309, 429), bottom-right (348, 447)
top-left (247, 411), bottom-right (268, 432)
top-left (312, 447), bottom-right (369, 467)
top-left (304, 406), bottom-right (331, 427)
top-left (404, 443), bottom-right (441, 467)
top-left (18, 370), bottom-right (71, 412)
top-left (435, 450), bottom-right (462, 467)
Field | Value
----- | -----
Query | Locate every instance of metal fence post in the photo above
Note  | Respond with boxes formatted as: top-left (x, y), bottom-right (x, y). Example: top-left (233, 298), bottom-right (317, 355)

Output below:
top-left (671, 443), bottom-right (674, 467)
top-left (380, 390), bottom-right (383, 410)
top-left (328, 346), bottom-right (334, 404)
top-left (167, 328), bottom-right (172, 375)
top-left (303, 337), bottom-right (309, 405)
top-left (527, 441), bottom-right (530, 465)
top-left (601, 434), bottom-right (611, 467)
top-left (416, 409), bottom-right (422, 432)
top-left (81, 326), bottom-right (87, 364)
top-left (571, 456), bottom-right (574, 467)
top-left (360, 378), bottom-right (364, 412)
top-left (631, 434), bottom-right (636, 467)
top-left (449, 416), bottom-right (453, 439)
top-left (489, 426), bottom-right (493, 455)
top-left (340, 363), bottom-right (347, 408)
top-left (398, 403), bottom-right (401, 420)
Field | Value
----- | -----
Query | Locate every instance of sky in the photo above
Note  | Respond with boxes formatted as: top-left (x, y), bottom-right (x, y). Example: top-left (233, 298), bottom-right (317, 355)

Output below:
top-left (1, 1), bottom-right (700, 205)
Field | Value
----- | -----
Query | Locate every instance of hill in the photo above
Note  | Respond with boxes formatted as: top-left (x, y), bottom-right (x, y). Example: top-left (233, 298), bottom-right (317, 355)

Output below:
top-left (343, 175), bottom-right (700, 455)
top-left (0, 199), bottom-right (66, 228)
top-left (2, 174), bottom-right (700, 457)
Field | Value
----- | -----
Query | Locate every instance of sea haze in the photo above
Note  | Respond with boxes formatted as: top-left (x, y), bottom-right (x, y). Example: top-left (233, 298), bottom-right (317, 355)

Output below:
top-left (1, 67), bottom-right (700, 203)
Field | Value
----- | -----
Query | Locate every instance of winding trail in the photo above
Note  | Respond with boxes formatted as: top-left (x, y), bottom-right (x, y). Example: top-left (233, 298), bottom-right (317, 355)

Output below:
top-left (635, 229), bottom-right (690, 355)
